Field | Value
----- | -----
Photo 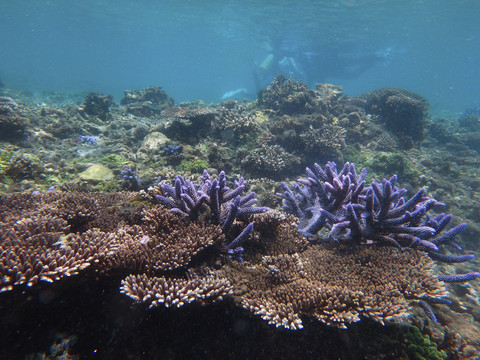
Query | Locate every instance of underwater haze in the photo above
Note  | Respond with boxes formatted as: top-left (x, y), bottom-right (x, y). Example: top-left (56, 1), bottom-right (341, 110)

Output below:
top-left (1, 0), bottom-right (479, 114)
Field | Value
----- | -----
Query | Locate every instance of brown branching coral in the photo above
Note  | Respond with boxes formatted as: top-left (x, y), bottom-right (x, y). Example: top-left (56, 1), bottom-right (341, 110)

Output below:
top-left (0, 190), bottom-right (229, 303)
top-left (0, 191), bottom-right (105, 235)
top-left (120, 273), bottom-right (233, 308)
top-left (224, 244), bottom-right (447, 330)
top-left (0, 218), bottom-right (111, 291)
top-left (0, 191), bottom-right (136, 291)
top-left (102, 206), bottom-right (225, 272)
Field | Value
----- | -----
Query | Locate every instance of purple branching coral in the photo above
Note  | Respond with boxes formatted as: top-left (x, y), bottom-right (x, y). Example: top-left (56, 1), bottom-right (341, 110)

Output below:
top-left (156, 170), bottom-right (269, 261)
top-left (278, 161), bottom-right (479, 319)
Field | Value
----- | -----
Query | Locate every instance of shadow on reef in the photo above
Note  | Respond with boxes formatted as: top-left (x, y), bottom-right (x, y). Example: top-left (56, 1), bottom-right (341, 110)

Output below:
top-left (0, 275), bottom-right (470, 360)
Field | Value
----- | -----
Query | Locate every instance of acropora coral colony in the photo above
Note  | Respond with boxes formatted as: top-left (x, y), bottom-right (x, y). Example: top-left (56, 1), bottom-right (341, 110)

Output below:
top-left (0, 161), bottom-right (478, 331)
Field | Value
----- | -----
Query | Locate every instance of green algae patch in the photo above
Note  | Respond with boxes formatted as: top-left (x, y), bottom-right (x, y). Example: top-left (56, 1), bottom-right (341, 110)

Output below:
top-left (179, 159), bottom-right (209, 174)
top-left (98, 154), bottom-right (127, 167)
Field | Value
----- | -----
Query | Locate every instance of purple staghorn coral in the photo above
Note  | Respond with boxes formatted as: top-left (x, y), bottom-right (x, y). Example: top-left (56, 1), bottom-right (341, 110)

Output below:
top-left (278, 161), bottom-right (479, 320)
top-left (156, 170), bottom-right (269, 261)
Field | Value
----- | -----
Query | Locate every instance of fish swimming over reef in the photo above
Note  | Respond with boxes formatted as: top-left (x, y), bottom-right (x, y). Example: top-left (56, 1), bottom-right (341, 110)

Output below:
top-left (221, 88), bottom-right (248, 100)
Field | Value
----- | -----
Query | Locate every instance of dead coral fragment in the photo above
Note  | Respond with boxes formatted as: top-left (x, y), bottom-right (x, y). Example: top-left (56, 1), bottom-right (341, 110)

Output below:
top-left (226, 244), bottom-right (447, 330)
top-left (120, 273), bottom-right (233, 308)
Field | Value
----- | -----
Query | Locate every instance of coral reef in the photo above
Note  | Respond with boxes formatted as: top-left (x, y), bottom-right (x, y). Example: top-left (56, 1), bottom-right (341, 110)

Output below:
top-left (155, 170), bottom-right (269, 260)
top-left (1, 79), bottom-right (480, 358)
top-left (241, 144), bottom-right (301, 179)
top-left (212, 106), bottom-right (258, 142)
top-left (0, 96), bottom-right (27, 142)
top-left (79, 92), bottom-right (114, 121)
top-left (1, 165), bottom-right (479, 357)
top-left (256, 79), bottom-right (368, 169)
top-left (278, 161), bottom-right (479, 316)
top-left (160, 106), bottom-right (217, 143)
top-left (225, 244), bottom-right (446, 330)
top-left (120, 86), bottom-right (174, 117)
top-left (358, 87), bottom-right (429, 146)
top-left (258, 75), bottom-right (314, 114)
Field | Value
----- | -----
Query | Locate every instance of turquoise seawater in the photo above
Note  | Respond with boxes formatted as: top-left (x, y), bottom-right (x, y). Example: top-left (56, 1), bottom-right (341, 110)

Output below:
top-left (1, 1), bottom-right (479, 114)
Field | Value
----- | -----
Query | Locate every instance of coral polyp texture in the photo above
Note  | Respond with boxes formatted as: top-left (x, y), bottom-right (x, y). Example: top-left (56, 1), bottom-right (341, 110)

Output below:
top-left (0, 192), bottom-right (114, 291)
top-left (227, 245), bottom-right (446, 330)
top-left (120, 273), bottom-right (233, 309)
top-left (102, 206), bottom-right (225, 272)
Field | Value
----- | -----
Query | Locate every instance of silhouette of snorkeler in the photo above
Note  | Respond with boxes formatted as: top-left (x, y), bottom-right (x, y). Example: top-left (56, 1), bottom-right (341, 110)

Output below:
top-left (253, 39), bottom-right (391, 91)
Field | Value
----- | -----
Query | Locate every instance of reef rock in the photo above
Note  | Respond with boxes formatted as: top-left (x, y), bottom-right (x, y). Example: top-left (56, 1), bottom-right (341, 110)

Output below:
top-left (78, 164), bottom-right (114, 182)
top-left (137, 131), bottom-right (170, 160)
